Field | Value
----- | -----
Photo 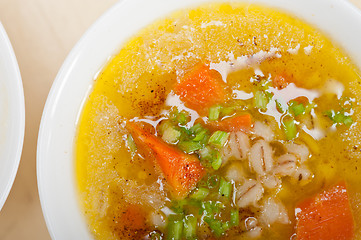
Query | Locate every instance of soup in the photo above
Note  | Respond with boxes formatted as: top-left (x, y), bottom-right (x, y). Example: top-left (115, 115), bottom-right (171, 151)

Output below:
top-left (75, 3), bottom-right (361, 240)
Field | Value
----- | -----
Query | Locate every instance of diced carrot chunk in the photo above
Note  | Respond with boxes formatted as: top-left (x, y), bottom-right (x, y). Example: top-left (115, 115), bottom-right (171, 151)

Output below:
top-left (120, 204), bottom-right (146, 230)
top-left (273, 73), bottom-right (290, 89)
top-left (127, 122), bottom-right (205, 199)
top-left (208, 114), bottom-right (252, 132)
top-left (174, 63), bottom-right (228, 113)
top-left (292, 96), bottom-right (309, 104)
top-left (296, 181), bottom-right (354, 240)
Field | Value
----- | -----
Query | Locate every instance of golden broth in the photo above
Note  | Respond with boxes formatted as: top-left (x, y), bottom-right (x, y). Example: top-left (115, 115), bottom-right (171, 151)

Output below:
top-left (76, 3), bottom-right (361, 239)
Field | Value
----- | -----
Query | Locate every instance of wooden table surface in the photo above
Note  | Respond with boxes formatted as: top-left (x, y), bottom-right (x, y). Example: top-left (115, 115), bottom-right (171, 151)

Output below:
top-left (0, 0), bottom-right (360, 239)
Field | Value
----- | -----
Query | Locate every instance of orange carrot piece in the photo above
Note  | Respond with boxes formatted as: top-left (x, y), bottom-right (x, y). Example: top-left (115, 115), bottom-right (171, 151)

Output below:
top-left (208, 114), bottom-right (252, 132)
top-left (273, 73), bottom-right (290, 89)
top-left (174, 63), bottom-right (228, 113)
top-left (120, 204), bottom-right (146, 230)
top-left (296, 181), bottom-right (354, 240)
top-left (292, 96), bottom-right (309, 104)
top-left (127, 122), bottom-right (205, 199)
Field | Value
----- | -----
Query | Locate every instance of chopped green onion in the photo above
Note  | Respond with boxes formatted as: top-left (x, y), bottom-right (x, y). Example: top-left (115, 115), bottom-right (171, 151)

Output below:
top-left (304, 102), bottom-right (315, 114)
top-left (254, 91), bottom-right (269, 111)
top-left (209, 105), bottom-right (222, 121)
top-left (179, 126), bottom-right (193, 137)
top-left (204, 218), bottom-right (225, 237)
top-left (324, 110), bottom-right (334, 118)
top-left (189, 123), bottom-right (204, 134)
top-left (192, 129), bottom-right (209, 143)
top-left (282, 118), bottom-right (297, 140)
top-left (220, 106), bottom-right (236, 116)
top-left (202, 201), bottom-right (223, 216)
top-left (344, 116), bottom-right (353, 126)
top-left (211, 151), bottom-right (222, 170)
top-left (190, 187), bottom-right (209, 201)
top-left (230, 209), bottom-right (240, 226)
top-left (170, 200), bottom-right (187, 214)
top-left (220, 100), bottom-right (248, 117)
top-left (186, 198), bottom-right (203, 208)
top-left (171, 109), bottom-right (190, 125)
top-left (183, 215), bottom-right (197, 239)
top-left (222, 221), bottom-right (231, 231)
top-left (333, 112), bottom-right (345, 123)
top-left (259, 79), bottom-right (272, 90)
top-left (208, 131), bottom-right (230, 148)
top-left (265, 91), bottom-right (274, 100)
top-left (202, 202), bottom-right (214, 216)
top-left (289, 101), bottom-right (305, 116)
top-left (127, 134), bottom-right (137, 152)
top-left (198, 146), bottom-right (218, 168)
top-left (162, 126), bottom-right (181, 144)
top-left (198, 146), bottom-right (213, 159)
top-left (325, 110), bottom-right (353, 126)
top-left (178, 141), bottom-right (203, 153)
top-left (167, 215), bottom-right (183, 240)
top-left (219, 178), bottom-right (232, 198)
top-left (207, 175), bottom-right (219, 189)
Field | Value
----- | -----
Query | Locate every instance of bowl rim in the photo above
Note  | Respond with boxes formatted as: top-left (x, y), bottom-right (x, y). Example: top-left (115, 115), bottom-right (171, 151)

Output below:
top-left (37, 0), bottom-right (361, 239)
top-left (0, 22), bottom-right (25, 211)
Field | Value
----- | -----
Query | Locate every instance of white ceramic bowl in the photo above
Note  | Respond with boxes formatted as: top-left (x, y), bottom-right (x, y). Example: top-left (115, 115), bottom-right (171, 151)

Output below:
top-left (0, 23), bottom-right (25, 210)
top-left (37, 0), bottom-right (361, 239)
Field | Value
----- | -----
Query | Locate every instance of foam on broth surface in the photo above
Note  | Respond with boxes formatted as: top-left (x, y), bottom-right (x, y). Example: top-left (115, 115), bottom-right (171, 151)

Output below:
top-left (75, 3), bottom-right (361, 239)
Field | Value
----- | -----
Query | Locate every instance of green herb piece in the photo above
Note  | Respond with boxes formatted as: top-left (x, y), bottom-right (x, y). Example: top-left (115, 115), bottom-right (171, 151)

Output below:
top-left (127, 134), bottom-right (137, 152)
top-left (254, 91), bottom-right (269, 111)
top-left (305, 102), bottom-right (315, 114)
top-left (198, 146), bottom-right (213, 160)
top-left (209, 105), bottom-right (222, 121)
top-left (343, 116), bottom-right (353, 126)
top-left (192, 129), bottom-right (209, 143)
top-left (220, 106), bottom-right (236, 117)
top-left (198, 146), bottom-right (218, 168)
top-left (167, 214), bottom-right (184, 240)
top-left (265, 91), bottom-right (274, 101)
top-left (230, 209), bottom-right (240, 226)
top-left (222, 221), bottom-right (231, 231)
top-left (259, 78), bottom-right (272, 90)
top-left (219, 178), bottom-right (232, 198)
top-left (211, 151), bottom-right (222, 170)
top-left (208, 131), bottom-right (230, 148)
top-left (162, 126), bottom-right (181, 144)
top-left (171, 109), bottom-right (190, 125)
top-left (204, 218), bottom-right (225, 237)
top-left (202, 201), bottom-right (223, 217)
top-left (170, 200), bottom-right (187, 214)
top-left (183, 215), bottom-right (197, 239)
top-left (178, 141), bottom-right (203, 153)
top-left (189, 123), bottom-right (204, 134)
top-left (324, 110), bottom-right (334, 119)
top-left (289, 101), bottom-right (305, 116)
top-left (207, 175), bottom-right (219, 189)
top-left (282, 118), bottom-right (297, 140)
top-left (190, 187), bottom-right (209, 201)
top-left (333, 112), bottom-right (345, 123)
top-left (202, 202), bottom-right (214, 216)
top-left (220, 100), bottom-right (248, 117)
top-left (325, 110), bottom-right (353, 126)
top-left (179, 126), bottom-right (193, 137)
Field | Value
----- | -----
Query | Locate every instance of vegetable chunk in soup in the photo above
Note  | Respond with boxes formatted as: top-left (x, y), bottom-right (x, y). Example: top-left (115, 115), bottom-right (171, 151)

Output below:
top-left (75, 3), bottom-right (361, 240)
